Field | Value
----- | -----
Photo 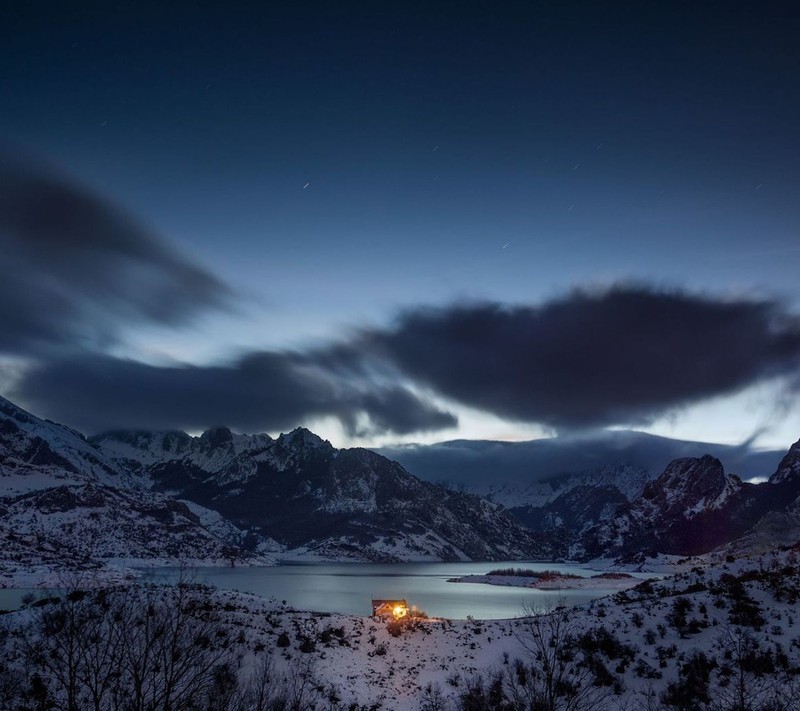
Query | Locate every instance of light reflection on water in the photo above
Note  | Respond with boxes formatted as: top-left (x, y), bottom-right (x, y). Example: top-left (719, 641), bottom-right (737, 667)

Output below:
top-left (139, 561), bottom-right (655, 620)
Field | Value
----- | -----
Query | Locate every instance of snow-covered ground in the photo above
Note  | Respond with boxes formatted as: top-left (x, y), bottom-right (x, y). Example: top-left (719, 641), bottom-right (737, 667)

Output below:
top-left (207, 546), bottom-right (800, 709)
top-left (4, 546), bottom-right (800, 709)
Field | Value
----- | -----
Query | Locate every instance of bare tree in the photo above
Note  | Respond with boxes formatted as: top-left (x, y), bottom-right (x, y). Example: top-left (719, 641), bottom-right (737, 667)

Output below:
top-left (22, 590), bottom-right (91, 711)
top-left (710, 625), bottom-right (778, 711)
top-left (505, 600), bottom-right (611, 711)
top-left (111, 581), bottom-right (240, 711)
top-left (229, 656), bottom-right (287, 711)
top-left (73, 589), bottom-right (128, 711)
top-left (0, 616), bottom-right (26, 710)
top-left (419, 681), bottom-right (449, 711)
top-left (13, 579), bottom-right (245, 711)
top-left (279, 654), bottom-right (330, 710)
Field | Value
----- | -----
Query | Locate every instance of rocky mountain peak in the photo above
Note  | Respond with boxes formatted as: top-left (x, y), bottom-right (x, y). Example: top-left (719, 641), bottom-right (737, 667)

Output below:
top-left (93, 429), bottom-right (190, 449)
top-left (641, 455), bottom-right (727, 509)
top-left (769, 438), bottom-right (800, 485)
top-left (199, 426), bottom-right (235, 450)
top-left (277, 427), bottom-right (330, 451)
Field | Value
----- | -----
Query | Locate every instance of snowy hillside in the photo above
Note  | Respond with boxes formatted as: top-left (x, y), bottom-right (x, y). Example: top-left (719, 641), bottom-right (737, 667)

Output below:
top-left (0, 483), bottom-right (274, 586)
top-left (0, 395), bottom-right (135, 495)
top-left (479, 463), bottom-right (654, 509)
top-left (4, 546), bottom-right (800, 709)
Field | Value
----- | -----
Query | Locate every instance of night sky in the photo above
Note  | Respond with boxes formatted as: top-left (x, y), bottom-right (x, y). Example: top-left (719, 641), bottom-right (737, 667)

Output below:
top-left (1, 1), bottom-right (799, 449)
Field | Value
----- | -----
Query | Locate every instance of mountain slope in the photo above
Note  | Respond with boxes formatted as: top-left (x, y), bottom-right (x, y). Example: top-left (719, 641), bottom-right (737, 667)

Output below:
top-left (480, 463), bottom-right (654, 510)
top-left (92, 427), bottom-right (554, 562)
top-left (0, 398), bottom-right (273, 579)
top-left (0, 395), bottom-right (136, 495)
top-left (0, 483), bottom-right (265, 580)
top-left (6, 392), bottom-right (800, 569)
top-left (579, 443), bottom-right (800, 561)
top-left (769, 437), bottom-right (800, 486)
top-left (1, 395), bottom-right (556, 567)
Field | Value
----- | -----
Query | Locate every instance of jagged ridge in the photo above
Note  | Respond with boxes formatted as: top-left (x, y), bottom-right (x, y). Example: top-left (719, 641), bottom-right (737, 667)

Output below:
top-left (92, 426), bottom-right (554, 562)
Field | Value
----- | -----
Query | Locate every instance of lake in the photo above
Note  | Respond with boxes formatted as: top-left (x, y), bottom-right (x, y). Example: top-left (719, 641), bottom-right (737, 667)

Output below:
top-left (0, 562), bottom-right (655, 619)
top-left (138, 561), bottom-right (654, 619)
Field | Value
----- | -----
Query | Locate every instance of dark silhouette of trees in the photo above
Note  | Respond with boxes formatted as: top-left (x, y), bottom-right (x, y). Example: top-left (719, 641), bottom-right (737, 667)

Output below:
top-left (11, 581), bottom-right (238, 711)
top-left (455, 602), bottom-right (620, 710)
top-left (0, 579), bottom-right (337, 711)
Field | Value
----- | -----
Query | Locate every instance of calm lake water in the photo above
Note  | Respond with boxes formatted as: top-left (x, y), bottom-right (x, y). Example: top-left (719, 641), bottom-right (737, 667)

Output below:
top-left (138, 561), bottom-right (654, 620)
top-left (0, 562), bottom-right (655, 619)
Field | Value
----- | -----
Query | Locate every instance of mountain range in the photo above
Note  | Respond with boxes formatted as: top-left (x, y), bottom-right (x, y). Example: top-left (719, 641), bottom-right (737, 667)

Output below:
top-left (576, 442), bottom-right (800, 561)
top-left (2, 392), bottom-right (800, 585)
top-left (494, 440), bottom-right (800, 563)
top-left (0, 395), bottom-right (549, 582)
top-left (90, 424), bottom-right (550, 562)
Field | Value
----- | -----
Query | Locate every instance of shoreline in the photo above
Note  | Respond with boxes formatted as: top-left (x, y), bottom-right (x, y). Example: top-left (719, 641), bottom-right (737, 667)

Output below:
top-left (446, 571), bottom-right (645, 590)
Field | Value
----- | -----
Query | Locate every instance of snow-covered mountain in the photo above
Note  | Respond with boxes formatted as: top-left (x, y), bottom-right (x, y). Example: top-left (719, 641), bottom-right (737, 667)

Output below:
top-left (0, 395), bottom-right (135, 495)
top-left (477, 463), bottom-right (655, 509)
top-left (5, 391), bottom-right (800, 574)
top-left (577, 442), bottom-right (800, 561)
top-left (0, 483), bottom-right (265, 586)
top-left (769, 437), bottom-right (800, 485)
top-left (464, 438), bottom-right (800, 563)
top-left (386, 434), bottom-right (795, 561)
top-left (720, 440), bottom-right (800, 556)
top-left (0, 396), bottom-right (278, 583)
top-left (90, 425), bottom-right (800, 565)
top-left (91, 426), bottom-right (553, 562)
top-left (476, 463), bottom-right (655, 543)
top-left (0, 395), bottom-right (554, 577)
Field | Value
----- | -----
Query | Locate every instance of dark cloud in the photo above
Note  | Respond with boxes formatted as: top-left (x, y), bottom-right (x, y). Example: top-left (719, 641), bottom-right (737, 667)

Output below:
top-left (0, 153), bottom-right (456, 438)
top-left (368, 286), bottom-right (800, 429)
top-left (10, 282), bottom-right (800, 438)
top-left (13, 351), bottom-right (456, 437)
top-left (0, 153), bottom-right (232, 355)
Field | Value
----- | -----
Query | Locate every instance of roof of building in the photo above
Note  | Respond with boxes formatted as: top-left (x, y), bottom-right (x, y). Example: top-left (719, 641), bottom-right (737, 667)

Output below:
top-left (371, 599), bottom-right (408, 606)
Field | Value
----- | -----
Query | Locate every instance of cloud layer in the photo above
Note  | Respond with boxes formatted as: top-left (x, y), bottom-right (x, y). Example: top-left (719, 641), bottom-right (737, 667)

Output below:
top-left (0, 154), bottom-right (457, 437)
top-left (14, 352), bottom-right (457, 437)
top-left (0, 154), bottom-right (231, 355)
top-left (13, 286), bottom-right (800, 437)
top-left (3, 156), bottom-right (799, 437)
top-left (370, 287), bottom-right (800, 429)
top-left (380, 431), bottom-right (786, 488)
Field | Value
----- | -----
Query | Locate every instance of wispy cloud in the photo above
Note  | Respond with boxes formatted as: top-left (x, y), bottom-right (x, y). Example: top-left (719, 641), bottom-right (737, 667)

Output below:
top-left (0, 152), bottom-right (233, 356)
top-left (3, 155), bottom-right (799, 437)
